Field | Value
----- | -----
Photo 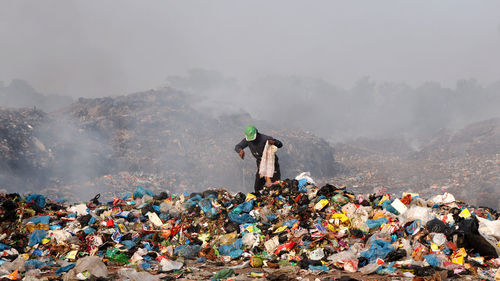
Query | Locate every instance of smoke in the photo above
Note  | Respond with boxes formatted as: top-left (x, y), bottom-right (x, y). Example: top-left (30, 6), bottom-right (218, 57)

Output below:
top-left (167, 69), bottom-right (500, 143)
top-left (1, 1), bottom-right (500, 97)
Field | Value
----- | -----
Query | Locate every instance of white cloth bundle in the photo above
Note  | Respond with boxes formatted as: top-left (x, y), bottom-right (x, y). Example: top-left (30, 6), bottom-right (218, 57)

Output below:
top-left (259, 142), bottom-right (278, 178)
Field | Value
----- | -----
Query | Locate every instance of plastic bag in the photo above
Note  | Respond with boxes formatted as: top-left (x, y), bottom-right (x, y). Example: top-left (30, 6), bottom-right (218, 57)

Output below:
top-left (360, 239), bottom-right (395, 263)
top-left (24, 260), bottom-right (47, 270)
top-left (403, 206), bottom-right (435, 224)
top-left (160, 259), bottom-right (183, 271)
top-left (309, 248), bottom-right (325, 261)
top-left (428, 192), bottom-right (455, 205)
top-left (332, 194), bottom-right (349, 205)
top-left (117, 268), bottom-right (161, 281)
top-left (26, 194), bottom-right (45, 208)
top-left (174, 244), bottom-right (201, 259)
top-left (358, 263), bottom-right (379, 274)
top-left (29, 216), bottom-right (50, 225)
top-left (424, 253), bottom-right (440, 267)
top-left (365, 217), bottom-right (389, 229)
top-left (55, 264), bottom-right (75, 276)
top-left (63, 256), bottom-right (108, 280)
top-left (242, 232), bottom-right (260, 249)
top-left (105, 249), bottom-right (130, 264)
top-left (146, 212), bottom-right (163, 227)
top-left (219, 239), bottom-right (243, 258)
top-left (229, 213), bottom-right (256, 224)
top-left (478, 216), bottom-right (500, 240)
top-left (426, 218), bottom-right (449, 234)
top-left (28, 229), bottom-right (47, 247)
top-left (432, 233), bottom-right (447, 246)
top-left (327, 250), bottom-right (357, 263)
top-left (213, 268), bottom-right (235, 280)
top-left (295, 172), bottom-right (315, 186)
top-left (133, 186), bottom-right (155, 199)
top-left (199, 198), bottom-right (217, 219)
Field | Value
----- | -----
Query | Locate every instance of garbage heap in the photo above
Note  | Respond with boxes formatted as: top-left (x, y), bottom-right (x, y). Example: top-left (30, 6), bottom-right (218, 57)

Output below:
top-left (1, 177), bottom-right (500, 280)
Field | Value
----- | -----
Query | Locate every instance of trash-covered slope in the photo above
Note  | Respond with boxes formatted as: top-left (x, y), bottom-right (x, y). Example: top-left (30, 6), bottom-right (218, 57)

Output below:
top-left (0, 108), bottom-right (51, 189)
top-left (0, 176), bottom-right (499, 280)
top-left (332, 118), bottom-right (500, 209)
top-left (58, 89), bottom-right (338, 192)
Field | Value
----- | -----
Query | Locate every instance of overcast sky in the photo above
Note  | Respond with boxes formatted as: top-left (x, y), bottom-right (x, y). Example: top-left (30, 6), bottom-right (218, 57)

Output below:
top-left (1, 0), bottom-right (499, 97)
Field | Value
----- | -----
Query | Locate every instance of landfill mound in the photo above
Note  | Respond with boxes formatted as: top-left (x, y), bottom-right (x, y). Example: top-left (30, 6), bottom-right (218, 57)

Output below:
top-left (332, 118), bottom-right (500, 209)
top-left (1, 176), bottom-right (500, 280)
top-left (417, 118), bottom-right (500, 158)
top-left (0, 108), bottom-right (50, 189)
top-left (0, 89), bottom-right (339, 198)
top-left (0, 79), bottom-right (73, 113)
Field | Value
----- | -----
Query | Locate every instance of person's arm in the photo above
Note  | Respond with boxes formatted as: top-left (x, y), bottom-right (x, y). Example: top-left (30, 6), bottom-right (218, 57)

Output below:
top-left (269, 137), bottom-right (283, 148)
top-left (235, 138), bottom-right (248, 153)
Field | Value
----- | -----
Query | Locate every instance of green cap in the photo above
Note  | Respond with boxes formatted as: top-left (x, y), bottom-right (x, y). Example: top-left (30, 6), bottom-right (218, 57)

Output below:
top-left (245, 125), bottom-right (257, 141)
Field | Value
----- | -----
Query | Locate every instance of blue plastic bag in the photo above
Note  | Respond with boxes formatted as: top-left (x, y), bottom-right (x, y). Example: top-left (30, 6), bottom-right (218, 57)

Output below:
top-left (121, 240), bottom-right (136, 250)
top-left (232, 200), bottom-right (254, 214)
top-left (29, 215), bottom-right (50, 225)
top-left (55, 263), bottom-right (75, 276)
top-left (309, 264), bottom-right (329, 271)
top-left (174, 244), bottom-right (201, 259)
top-left (382, 200), bottom-right (399, 215)
top-left (219, 239), bottom-right (244, 258)
top-left (186, 195), bottom-right (203, 208)
top-left (29, 229), bottom-right (47, 246)
top-left (229, 213), bottom-right (256, 224)
top-left (365, 217), bottom-right (389, 229)
top-left (376, 262), bottom-right (396, 275)
top-left (133, 186), bottom-right (155, 199)
top-left (361, 239), bottom-right (395, 263)
top-left (284, 219), bottom-right (299, 228)
top-left (84, 227), bottom-right (96, 234)
top-left (424, 253), bottom-right (440, 267)
top-left (0, 243), bottom-right (11, 250)
top-left (239, 200), bottom-right (254, 213)
top-left (297, 178), bottom-right (308, 188)
top-left (199, 199), bottom-right (217, 219)
top-left (26, 194), bottom-right (45, 208)
top-left (25, 260), bottom-right (47, 269)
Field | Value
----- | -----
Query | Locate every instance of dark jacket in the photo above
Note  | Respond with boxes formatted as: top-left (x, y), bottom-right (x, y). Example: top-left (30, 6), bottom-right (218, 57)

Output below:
top-left (234, 133), bottom-right (283, 163)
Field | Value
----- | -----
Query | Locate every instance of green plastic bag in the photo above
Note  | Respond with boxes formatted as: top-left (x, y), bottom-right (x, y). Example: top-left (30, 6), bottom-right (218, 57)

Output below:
top-left (105, 249), bottom-right (130, 264)
top-left (213, 268), bottom-right (235, 280)
top-left (332, 194), bottom-right (349, 205)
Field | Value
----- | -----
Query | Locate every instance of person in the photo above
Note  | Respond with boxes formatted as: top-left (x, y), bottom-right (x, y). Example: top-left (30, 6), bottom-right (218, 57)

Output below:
top-left (235, 125), bottom-right (283, 193)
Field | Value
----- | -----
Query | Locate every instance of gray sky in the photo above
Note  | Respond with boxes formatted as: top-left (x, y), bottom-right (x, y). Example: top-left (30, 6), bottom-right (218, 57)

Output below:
top-left (1, 0), bottom-right (499, 97)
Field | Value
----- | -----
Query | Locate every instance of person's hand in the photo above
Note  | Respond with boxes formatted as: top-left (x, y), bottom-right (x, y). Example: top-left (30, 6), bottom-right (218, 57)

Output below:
top-left (238, 150), bottom-right (245, 159)
top-left (268, 139), bottom-right (275, 145)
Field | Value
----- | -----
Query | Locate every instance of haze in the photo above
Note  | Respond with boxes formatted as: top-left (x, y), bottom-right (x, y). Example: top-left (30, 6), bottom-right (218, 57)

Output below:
top-left (1, 1), bottom-right (500, 98)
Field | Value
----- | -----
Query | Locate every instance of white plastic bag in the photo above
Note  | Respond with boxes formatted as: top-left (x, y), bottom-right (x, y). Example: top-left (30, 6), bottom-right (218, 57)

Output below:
top-left (428, 192), bottom-right (456, 205)
top-left (478, 217), bottom-right (500, 240)
top-left (295, 172), bottom-right (316, 185)
top-left (401, 206), bottom-right (435, 224)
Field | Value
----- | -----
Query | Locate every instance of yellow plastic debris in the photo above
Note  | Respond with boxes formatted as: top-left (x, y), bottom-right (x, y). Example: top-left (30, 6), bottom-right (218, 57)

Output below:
top-left (331, 213), bottom-right (350, 223)
top-left (66, 250), bottom-right (78, 260)
top-left (459, 208), bottom-right (471, 219)
top-left (314, 199), bottom-right (329, 210)
top-left (274, 225), bottom-right (288, 233)
top-left (246, 193), bottom-right (257, 201)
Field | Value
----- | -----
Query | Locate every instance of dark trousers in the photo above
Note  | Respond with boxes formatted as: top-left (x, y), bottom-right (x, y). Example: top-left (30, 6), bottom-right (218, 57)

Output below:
top-left (254, 160), bottom-right (281, 193)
